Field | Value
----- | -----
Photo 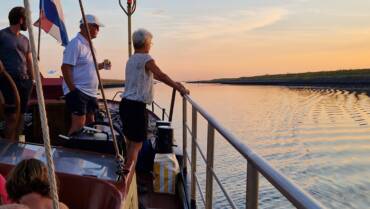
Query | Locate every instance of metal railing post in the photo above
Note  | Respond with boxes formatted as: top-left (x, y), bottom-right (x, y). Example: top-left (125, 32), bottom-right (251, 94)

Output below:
top-left (191, 107), bottom-right (198, 207)
top-left (182, 97), bottom-right (187, 171)
top-left (169, 88), bottom-right (176, 122)
top-left (179, 96), bottom-right (326, 209)
top-left (151, 102), bottom-right (154, 112)
top-left (162, 108), bottom-right (165, 120)
top-left (247, 162), bottom-right (259, 209)
top-left (205, 124), bottom-right (215, 209)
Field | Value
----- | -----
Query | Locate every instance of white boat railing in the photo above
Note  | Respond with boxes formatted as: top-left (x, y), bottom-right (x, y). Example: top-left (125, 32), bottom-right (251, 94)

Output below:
top-left (182, 95), bottom-right (327, 209)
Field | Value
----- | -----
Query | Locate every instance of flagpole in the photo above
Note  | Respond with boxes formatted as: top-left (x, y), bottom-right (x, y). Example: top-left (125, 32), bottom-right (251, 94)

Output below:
top-left (37, 0), bottom-right (42, 60)
top-left (127, 2), bottom-right (132, 56)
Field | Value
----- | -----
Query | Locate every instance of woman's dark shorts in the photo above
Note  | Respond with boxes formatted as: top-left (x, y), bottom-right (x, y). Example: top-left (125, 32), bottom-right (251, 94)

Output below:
top-left (0, 76), bottom-right (32, 114)
top-left (119, 98), bottom-right (148, 142)
top-left (65, 89), bottom-right (98, 116)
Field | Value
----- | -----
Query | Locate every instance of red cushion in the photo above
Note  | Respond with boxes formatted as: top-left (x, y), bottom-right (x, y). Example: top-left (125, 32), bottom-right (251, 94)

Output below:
top-left (0, 174), bottom-right (10, 204)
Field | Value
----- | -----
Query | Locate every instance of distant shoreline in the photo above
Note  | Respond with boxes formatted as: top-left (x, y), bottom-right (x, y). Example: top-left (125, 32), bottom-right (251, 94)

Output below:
top-left (102, 79), bottom-right (124, 88)
top-left (188, 68), bottom-right (370, 91)
top-left (188, 82), bottom-right (370, 94)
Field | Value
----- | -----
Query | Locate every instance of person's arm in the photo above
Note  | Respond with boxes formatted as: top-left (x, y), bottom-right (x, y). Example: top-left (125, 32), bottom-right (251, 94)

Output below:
top-left (59, 202), bottom-right (69, 209)
top-left (26, 52), bottom-right (34, 81)
top-left (61, 64), bottom-right (76, 91)
top-left (97, 62), bottom-right (104, 70)
top-left (146, 60), bottom-right (189, 95)
top-left (0, 60), bottom-right (4, 75)
top-left (97, 59), bottom-right (111, 70)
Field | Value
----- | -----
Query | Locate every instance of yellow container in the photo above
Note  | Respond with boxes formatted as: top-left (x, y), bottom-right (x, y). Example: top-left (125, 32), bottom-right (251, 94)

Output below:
top-left (153, 153), bottom-right (180, 194)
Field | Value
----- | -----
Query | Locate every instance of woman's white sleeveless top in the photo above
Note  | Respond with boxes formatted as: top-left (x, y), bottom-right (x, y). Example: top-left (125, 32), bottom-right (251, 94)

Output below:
top-left (122, 53), bottom-right (154, 104)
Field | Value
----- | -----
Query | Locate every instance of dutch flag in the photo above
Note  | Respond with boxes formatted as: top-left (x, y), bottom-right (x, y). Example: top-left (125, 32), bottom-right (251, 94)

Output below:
top-left (34, 0), bottom-right (69, 46)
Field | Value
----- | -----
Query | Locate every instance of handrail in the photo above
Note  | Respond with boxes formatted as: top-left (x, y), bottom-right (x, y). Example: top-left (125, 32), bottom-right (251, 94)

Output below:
top-left (152, 101), bottom-right (165, 110)
top-left (151, 101), bottom-right (169, 120)
top-left (187, 123), bottom-right (238, 208)
top-left (168, 88), bottom-right (176, 122)
top-left (184, 150), bottom-right (206, 207)
top-left (182, 94), bottom-right (326, 209)
top-left (112, 90), bottom-right (124, 101)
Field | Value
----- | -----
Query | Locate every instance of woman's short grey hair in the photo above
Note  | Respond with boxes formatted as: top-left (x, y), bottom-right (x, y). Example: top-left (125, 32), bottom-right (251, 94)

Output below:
top-left (132, 28), bottom-right (153, 49)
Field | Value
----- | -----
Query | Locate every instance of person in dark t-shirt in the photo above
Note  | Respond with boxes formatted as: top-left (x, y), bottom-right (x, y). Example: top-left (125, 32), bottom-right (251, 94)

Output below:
top-left (0, 7), bottom-right (34, 141)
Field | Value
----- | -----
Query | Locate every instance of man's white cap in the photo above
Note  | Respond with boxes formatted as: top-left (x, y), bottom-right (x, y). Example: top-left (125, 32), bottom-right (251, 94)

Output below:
top-left (80, 14), bottom-right (104, 27)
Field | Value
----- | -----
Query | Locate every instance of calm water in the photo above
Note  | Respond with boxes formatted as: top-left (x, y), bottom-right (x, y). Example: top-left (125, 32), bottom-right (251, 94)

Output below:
top-left (107, 84), bottom-right (370, 209)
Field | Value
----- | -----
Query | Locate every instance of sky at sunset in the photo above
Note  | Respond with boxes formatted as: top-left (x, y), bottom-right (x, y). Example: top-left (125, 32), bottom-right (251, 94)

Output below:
top-left (1, 0), bottom-right (370, 80)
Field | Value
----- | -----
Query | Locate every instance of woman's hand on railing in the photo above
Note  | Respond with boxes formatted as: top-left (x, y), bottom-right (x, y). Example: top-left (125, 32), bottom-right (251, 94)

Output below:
top-left (176, 82), bottom-right (190, 96)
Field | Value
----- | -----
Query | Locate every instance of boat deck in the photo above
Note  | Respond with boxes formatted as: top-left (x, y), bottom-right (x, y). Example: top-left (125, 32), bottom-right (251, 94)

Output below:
top-left (0, 139), bottom-right (186, 209)
top-left (137, 171), bottom-right (183, 209)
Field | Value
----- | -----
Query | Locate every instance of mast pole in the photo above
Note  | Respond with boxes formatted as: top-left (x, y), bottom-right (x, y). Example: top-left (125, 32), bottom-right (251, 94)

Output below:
top-left (127, 1), bottom-right (132, 56)
top-left (23, 1), bottom-right (60, 209)
top-left (119, 0), bottom-right (137, 58)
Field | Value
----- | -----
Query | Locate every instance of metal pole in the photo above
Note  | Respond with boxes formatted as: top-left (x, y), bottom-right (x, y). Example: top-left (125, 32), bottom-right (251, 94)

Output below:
top-left (118, 0), bottom-right (136, 58)
top-left (78, 0), bottom-right (122, 161)
top-left (162, 108), bottom-right (165, 120)
top-left (247, 162), bottom-right (259, 209)
top-left (23, 1), bottom-right (60, 209)
top-left (168, 88), bottom-right (176, 122)
top-left (191, 107), bottom-right (198, 208)
top-left (127, 2), bottom-right (132, 57)
top-left (37, 0), bottom-right (42, 60)
top-left (205, 124), bottom-right (215, 209)
top-left (182, 97), bottom-right (187, 171)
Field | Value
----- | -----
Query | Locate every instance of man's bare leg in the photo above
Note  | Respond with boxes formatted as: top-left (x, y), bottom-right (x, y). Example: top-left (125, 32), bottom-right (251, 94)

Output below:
top-left (124, 139), bottom-right (143, 171)
top-left (85, 112), bottom-right (95, 125)
top-left (68, 114), bottom-right (86, 135)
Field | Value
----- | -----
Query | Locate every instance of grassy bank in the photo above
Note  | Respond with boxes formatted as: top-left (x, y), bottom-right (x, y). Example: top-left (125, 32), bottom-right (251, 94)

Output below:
top-left (190, 68), bottom-right (370, 87)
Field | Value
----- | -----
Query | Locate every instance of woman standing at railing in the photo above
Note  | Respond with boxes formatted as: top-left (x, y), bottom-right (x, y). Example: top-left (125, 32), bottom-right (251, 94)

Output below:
top-left (119, 28), bottom-right (189, 174)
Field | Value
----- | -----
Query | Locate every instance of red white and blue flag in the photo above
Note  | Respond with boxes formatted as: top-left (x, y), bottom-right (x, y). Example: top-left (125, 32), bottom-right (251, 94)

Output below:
top-left (34, 0), bottom-right (69, 46)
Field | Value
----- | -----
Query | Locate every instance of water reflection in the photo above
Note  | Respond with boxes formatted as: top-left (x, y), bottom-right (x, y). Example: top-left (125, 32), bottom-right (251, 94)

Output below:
top-left (107, 84), bottom-right (370, 209)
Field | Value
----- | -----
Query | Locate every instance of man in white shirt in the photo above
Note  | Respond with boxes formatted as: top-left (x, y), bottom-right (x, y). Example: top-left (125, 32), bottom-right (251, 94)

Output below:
top-left (61, 14), bottom-right (111, 135)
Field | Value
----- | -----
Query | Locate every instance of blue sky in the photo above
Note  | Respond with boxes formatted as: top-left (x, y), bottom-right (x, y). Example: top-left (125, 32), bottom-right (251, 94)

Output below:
top-left (1, 0), bottom-right (370, 80)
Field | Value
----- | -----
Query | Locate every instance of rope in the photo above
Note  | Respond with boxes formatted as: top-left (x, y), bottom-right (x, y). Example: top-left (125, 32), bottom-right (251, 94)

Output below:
top-left (78, 0), bottom-right (124, 164)
top-left (23, 1), bottom-right (60, 209)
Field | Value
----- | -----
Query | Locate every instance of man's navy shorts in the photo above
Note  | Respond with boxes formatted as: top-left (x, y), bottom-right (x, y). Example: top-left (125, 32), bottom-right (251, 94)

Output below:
top-left (65, 89), bottom-right (98, 116)
top-left (0, 76), bottom-right (32, 114)
top-left (119, 98), bottom-right (148, 142)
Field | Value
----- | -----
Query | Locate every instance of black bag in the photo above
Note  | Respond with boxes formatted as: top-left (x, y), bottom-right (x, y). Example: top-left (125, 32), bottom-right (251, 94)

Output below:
top-left (155, 126), bottom-right (173, 153)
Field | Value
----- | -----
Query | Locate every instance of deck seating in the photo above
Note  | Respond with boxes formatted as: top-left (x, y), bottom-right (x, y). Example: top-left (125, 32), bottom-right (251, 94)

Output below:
top-left (0, 164), bottom-right (123, 209)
